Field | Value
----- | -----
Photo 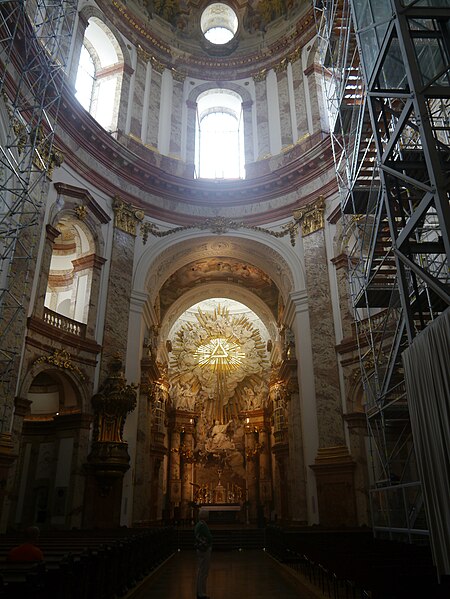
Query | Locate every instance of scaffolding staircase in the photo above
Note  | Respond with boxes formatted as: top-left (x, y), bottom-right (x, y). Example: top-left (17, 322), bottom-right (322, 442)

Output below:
top-left (315, 0), bottom-right (450, 546)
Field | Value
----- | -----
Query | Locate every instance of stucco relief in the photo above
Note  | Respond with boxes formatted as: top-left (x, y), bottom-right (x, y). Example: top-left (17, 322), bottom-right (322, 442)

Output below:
top-left (169, 304), bottom-right (269, 422)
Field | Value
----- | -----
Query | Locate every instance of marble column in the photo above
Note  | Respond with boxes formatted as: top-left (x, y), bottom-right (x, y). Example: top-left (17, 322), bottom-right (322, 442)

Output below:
top-left (299, 199), bottom-right (357, 526)
top-left (345, 412), bottom-right (370, 525)
top-left (117, 62), bottom-right (134, 136)
top-left (291, 56), bottom-right (309, 140)
top-left (185, 99), bottom-right (197, 173)
top-left (245, 427), bottom-right (258, 522)
top-left (253, 74), bottom-right (270, 159)
top-left (169, 428), bottom-right (181, 518)
top-left (145, 59), bottom-right (163, 149)
top-left (331, 253), bottom-right (355, 340)
top-left (169, 75), bottom-right (185, 158)
top-left (242, 99), bottom-right (254, 165)
top-left (66, 12), bottom-right (88, 89)
top-left (304, 63), bottom-right (328, 135)
top-left (129, 47), bottom-right (149, 140)
top-left (100, 199), bottom-right (143, 383)
top-left (181, 430), bottom-right (194, 520)
top-left (123, 290), bottom-right (148, 526)
top-left (275, 64), bottom-right (293, 149)
top-left (258, 426), bottom-right (272, 518)
top-left (300, 200), bottom-right (344, 447)
top-left (287, 290), bottom-right (319, 523)
top-left (33, 224), bottom-right (60, 320)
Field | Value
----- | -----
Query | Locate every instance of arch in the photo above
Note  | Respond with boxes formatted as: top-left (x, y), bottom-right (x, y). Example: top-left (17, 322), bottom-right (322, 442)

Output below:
top-left (158, 281), bottom-right (279, 354)
top-left (44, 215), bottom-right (97, 324)
top-left (18, 361), bottom-right (88, 414)
top-left (186, 81), bottom-right (254, 170)
top-left (75, 7), bottom-right (132, 133)
top-left (133, 230), bottom-right (304, 306)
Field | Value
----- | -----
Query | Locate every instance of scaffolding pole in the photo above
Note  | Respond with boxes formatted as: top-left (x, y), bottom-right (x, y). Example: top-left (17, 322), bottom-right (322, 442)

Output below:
top-left (315, 0), bottom-right (449, 545)
top-left (0, 1), bottom-right (77, 433)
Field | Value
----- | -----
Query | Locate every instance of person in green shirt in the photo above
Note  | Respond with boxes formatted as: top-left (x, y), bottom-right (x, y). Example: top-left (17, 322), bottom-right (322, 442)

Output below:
top-left (194, 508), bottom-right (213, 599)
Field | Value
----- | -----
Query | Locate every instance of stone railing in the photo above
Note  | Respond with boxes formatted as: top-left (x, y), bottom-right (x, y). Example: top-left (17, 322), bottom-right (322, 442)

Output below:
top-left (44, 307), bottom-right (86, 338)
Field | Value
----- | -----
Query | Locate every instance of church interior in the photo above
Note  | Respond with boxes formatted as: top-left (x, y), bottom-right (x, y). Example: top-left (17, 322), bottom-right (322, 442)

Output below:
top-left (0, 1), bottom-right (449, 597)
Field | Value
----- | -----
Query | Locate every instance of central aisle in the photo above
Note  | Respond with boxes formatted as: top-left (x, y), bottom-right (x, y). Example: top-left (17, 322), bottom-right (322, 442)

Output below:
top-left (127, 549), bottom-right (321, 599)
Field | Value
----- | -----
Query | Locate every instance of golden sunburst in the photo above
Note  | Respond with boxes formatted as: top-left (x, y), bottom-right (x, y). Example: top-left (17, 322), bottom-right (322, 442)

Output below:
top-left (195, 338), bottom-right (245, 372)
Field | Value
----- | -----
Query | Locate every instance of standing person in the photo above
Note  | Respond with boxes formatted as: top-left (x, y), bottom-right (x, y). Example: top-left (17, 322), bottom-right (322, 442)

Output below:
top-left (194, 508), bottom-right (212, 599)
top-left (7, 526), bottom-right (44, 562)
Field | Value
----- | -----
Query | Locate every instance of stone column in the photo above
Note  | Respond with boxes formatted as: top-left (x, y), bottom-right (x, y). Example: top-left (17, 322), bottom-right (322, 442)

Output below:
top-left (83, 254), bottom-right (107, 339)
top-left (275, 62), bottom-right (293, 149)
top-left (145, 58), bottom-right (164, 150)
top-left (245, 424), bottom-right (258, 522)
top-left (169, 74), bottom-right (185, 158)
top-left (242, 99), bottom-right (254, 165)
top-left (298, 198), bottom-right (357, 527)
top-left (258, 425), bottom-right (271, 520)
top-left (33, 224), bottom-right (60, 320)
top-left (66, 12), bottom-right (88, 89)
top-left (100, 198), bottom-right (143, 382)
top-left (181, 428), bottom-right (195, 520)
top-left (304, 63), bottom-right (328, 135)
top-left (129, 46), bottom-right (150, 140)
top-left (169, 428), bottom-right (181, 520)
top-left (345, 412), bottom-right (370, 525)
top-left (331, 253), bottom-right (355, 340)
top-left (291, 54), bottom-right (309, 140)
top-left (253, 72), bottom-right (270, 159)
top-left (287, 290), bottom-right (319, 523)
top-left (185, 99), bottom-right (197, 173)
top-left (116, 62), bottom-right (134, 136)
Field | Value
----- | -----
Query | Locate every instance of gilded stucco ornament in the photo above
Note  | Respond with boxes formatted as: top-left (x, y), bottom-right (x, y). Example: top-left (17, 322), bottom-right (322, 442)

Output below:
top-left (113, 197), bottom-right (144, 235)
top-left (75, 204), bottom-right (87, 220)
top-left (293, 195), bottom-right (325, 236)
top-left (34, 349), bottom-right (85, 380)
top-left (30, 125), bottom-right (64, 179)
top-left (141, 215), bottom-right (300, 246)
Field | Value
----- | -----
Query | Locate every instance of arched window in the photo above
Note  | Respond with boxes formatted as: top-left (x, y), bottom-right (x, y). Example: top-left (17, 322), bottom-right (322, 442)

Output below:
top-left (75, 18), bottom-right (123, 133)
top-left (195, 89), bottom-right (245, 179)
top-left (45, 219), bottom-right (95, 329)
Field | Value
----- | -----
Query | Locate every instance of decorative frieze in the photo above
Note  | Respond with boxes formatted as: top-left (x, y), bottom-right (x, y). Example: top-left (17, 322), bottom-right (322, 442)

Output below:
top-left (140, 215), bottom-right (300, 247)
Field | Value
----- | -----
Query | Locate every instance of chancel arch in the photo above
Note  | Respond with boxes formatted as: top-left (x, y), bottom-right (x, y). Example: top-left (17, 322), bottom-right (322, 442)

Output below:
top-left (134, 232), bottom-right (304, 309)
top-left (162, 296), bottom-right (277, 523)
top-left (158, 282), bottom-right (280, 360)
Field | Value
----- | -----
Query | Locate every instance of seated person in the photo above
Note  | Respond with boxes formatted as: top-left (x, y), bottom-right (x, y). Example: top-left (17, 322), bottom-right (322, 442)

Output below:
top-left (7, 526), bottom-right (44, 562)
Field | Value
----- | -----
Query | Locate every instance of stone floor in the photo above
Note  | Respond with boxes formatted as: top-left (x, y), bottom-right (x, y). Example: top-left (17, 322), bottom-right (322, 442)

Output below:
top-left (127, 549), bottom-right (322, 599)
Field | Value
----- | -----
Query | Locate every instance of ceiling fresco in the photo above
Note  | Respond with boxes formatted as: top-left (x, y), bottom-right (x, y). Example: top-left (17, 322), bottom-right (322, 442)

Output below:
top-left (135, 1), bottom-right (301, 32)
top-left (157, 256), bottom-right (281, 320)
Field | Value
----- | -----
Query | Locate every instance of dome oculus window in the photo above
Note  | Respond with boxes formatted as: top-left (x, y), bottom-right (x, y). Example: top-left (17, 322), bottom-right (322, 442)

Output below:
top-left (201, 3), bottom-right (238, 45)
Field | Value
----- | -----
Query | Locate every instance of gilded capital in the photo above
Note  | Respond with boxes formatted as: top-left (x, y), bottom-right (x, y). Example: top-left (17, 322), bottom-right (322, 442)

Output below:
top-left (113, 197), bottom-right (144, 235)
top-left (137, 44), bottom-right (151, 63)
top-left (293, 196), bottom-right (325, 237)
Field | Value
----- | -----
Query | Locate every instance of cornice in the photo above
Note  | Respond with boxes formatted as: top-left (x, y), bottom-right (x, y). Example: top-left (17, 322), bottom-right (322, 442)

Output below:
top-left (26, 317), bottom-right (102, 358)
top-left (57, 93), bottom-right (337, 225)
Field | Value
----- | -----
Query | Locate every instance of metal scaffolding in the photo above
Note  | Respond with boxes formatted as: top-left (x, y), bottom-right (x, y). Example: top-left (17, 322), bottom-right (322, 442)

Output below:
top-left (0, 1), bottom-right (76, 432)
top-left (315, 0), bottom-right (449, 543)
